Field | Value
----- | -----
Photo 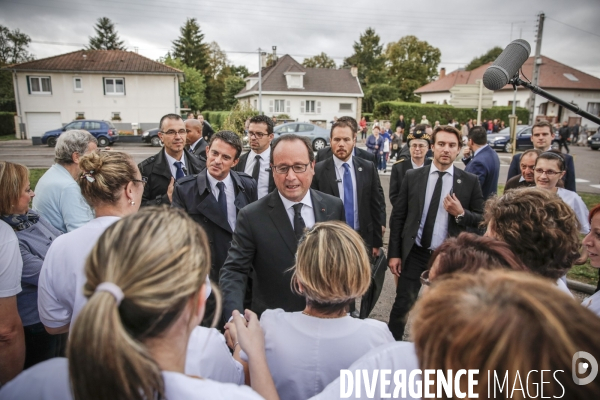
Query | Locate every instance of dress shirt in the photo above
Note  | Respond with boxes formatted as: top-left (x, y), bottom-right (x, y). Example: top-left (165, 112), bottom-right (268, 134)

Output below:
top-left (332, 154), bottom-right (359, 230)
top-left (416, 164), bottom-right (454, 250)
top-left (190, 137), bottom-right (204, 152)
top-left (243, 146), bottom-right (271, 199)
top-left (279, 191), bottom-right (315, 231)
top-left (164, 151), bottom-right (187, 179)
top-left (410, 159), bottom-right (426, 169)
top-left (206, 172), bottom-right (237, 232)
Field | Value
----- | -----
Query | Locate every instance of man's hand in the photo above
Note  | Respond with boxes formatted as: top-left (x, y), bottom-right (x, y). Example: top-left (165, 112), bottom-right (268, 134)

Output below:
top-left (463, 147), bottom-right (471, 158)
top-left (372, 247), bottom-right (380, 258)
top-left (382, 226), bottom-right (386, 236)
top-left (388, 257), bottom-right (401, 277)
top-left (167, 177), bottom-right (175, 203)
top-left (443, 193), bottom-right (464, 217)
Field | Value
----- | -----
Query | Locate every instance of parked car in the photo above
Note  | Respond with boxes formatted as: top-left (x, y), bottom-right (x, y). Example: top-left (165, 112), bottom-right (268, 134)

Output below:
top-left (273, 122), bottom-right (330, 151)
top-left (42, 120), bottom-right (119, 147)
top-left (141, 128), bottom-right (162, 147)
top-left (588, 130), bottom-right (600, 150)
top-left (487, 125), bottom-right (532, 153)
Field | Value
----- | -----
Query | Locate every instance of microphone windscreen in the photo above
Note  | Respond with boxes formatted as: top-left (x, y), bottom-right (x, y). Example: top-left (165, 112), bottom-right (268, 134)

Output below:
top-left (483, 39), bottom-right (531, 91)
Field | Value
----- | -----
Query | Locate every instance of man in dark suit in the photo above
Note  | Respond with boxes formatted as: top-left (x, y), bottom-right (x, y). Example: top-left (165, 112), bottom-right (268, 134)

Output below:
top-left (139, 113), bottom-right (206, 206)
top-left (233, 115), bottom-right (276, 199)
top-left (198, 114), bottom-right (215, 141)
top-left (219, 134), bottom-right (345, 321)
top-left (172, 131), bottom-right (257, 283)
top-left (462, 126), bottom-right (500, 199)
top-left (185, 119), bottom-right (208, 159)
top-left (387, 125), bottom-right (485, 340)
top-left (507, 120), bottom-right (576, 191)
top-left (315, 144), bottom-right (376, 164)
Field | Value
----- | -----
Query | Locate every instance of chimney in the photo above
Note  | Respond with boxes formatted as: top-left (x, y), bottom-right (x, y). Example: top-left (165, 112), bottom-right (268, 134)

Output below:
top-left (83, 54), bottom-right (87, 61)
top-left (439, 67), bottom-right (446, 79)
top-left (272, 46), bottom-right (277, 63)
top-left (350, 65), bottom-right (358, 77)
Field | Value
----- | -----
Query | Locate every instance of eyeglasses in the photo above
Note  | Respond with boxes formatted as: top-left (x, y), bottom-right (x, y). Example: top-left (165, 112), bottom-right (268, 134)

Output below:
top-left (248, 132), bottom-right (270, 139)
top-left (273, 163), bottom-right (310, 174)
top-left (420, 270), bottom-right (431, 286)
top-left (131, 177), bottom-right (148, 187)
top-left (160, 129), bottom-right (187, 136)
top-left (410, 144), bottom-right (428, 149)
top-left (534, 168), bottom-right (560, 177)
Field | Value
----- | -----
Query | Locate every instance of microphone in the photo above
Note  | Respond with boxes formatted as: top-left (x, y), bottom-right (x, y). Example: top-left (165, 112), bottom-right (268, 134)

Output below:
top-left (483, 39), bottom-right (531, 91)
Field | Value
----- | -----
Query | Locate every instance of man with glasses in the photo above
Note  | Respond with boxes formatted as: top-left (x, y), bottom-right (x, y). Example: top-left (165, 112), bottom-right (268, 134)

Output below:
top-left (233, 115), bottom-right (276, 199)
top-left (219, 134), bottom-right (345, 320)
top-left (139, 113), bottom-right (206, 206)
top-left (461, 125), bottom-right (500, 199)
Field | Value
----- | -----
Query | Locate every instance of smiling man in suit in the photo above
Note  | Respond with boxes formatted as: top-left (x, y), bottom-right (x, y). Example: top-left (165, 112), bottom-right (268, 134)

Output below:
top-left (219, 134), bottom-right (345, 321)
top-left (387, 125), bottom-right (484, 340)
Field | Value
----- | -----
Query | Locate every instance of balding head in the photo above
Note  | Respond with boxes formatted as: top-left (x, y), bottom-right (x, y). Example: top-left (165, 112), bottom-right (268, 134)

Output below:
top-left (185, 119), bottom-right (203, 145)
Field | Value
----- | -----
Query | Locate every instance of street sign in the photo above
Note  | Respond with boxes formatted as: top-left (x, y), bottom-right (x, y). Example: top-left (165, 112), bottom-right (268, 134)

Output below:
top-left (449, 84), bottom-right (494, 109)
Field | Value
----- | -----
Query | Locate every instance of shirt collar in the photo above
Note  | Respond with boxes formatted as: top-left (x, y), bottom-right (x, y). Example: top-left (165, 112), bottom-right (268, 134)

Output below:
top-left (206, 169), bottom-right (233, 190)
top-left (191, 137), bottom-right (204, 149)
top-left (279, 190), bottom-right (313, 211)
top-left (164, 150), bottom-right (185, 168)
top-left (411, 158), bottom-right (425, 169)
top-left (333, 153), bottom-right (353, 170)
top-left (430, 162), bottom-right (454, 177)
top-left (249, 145), bottom-right (271, 161)
top-left (473, 144), bottom-right (489, 157)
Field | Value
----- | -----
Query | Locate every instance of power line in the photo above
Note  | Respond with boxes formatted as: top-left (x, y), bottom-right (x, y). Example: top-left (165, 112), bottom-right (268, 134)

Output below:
top-left (546, 17), bottom-right (600, 39)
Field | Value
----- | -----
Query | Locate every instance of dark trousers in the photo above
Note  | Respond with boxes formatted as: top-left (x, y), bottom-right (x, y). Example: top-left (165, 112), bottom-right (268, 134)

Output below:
top-left (23, 323), bottom-right (67, 369)
top-left (388, 245), bottom-right (432, 340)
top-left (559, 138), bottom-right (570, 154)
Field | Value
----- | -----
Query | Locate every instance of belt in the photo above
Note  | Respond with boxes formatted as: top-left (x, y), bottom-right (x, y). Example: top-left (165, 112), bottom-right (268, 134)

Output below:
top-left (413, 244), bottom-right (434, 256)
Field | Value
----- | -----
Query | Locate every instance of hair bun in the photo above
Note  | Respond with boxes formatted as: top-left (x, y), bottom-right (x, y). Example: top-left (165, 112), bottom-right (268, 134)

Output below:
top-left (79, 151), bottom-right (103, 173)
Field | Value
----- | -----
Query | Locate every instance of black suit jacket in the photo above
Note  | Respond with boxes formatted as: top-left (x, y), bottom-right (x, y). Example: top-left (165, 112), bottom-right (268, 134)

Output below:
top-left (190, 138), bottom-right (208, 159)
top-left (389, 158), bottom-right (432, 207)
top-left (311, 157), bottom-right (383, 249)
top-left (388, 165), bottom-right (484, 265)
top-left (233, 151), bottom-right (276, 194)
top-left (139, 148), bottom-right (206, 206)
top-left (219, 189), bottom-right (345, 320)
top-left (315, 146), bottom-right (376, 164)
top-left (172, 169), bottom-right (257, 282)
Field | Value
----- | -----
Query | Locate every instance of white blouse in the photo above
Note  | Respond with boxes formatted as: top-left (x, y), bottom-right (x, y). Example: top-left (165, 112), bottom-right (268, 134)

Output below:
top-left (581, 291), bottom-right (600, 318)
top-left (556, 188), bottom-right (590, 234)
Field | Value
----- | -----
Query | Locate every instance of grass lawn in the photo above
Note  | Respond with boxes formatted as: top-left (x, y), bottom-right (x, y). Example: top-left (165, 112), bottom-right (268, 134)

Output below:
top-left (0, 135), bottom-right (17, 141)
top-left (29, 168), bottom-right (48, 191)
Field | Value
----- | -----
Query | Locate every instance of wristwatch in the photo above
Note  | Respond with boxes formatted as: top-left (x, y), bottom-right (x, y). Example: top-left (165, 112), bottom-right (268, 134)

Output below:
top-left (455, 212), bottom-right (465, 224)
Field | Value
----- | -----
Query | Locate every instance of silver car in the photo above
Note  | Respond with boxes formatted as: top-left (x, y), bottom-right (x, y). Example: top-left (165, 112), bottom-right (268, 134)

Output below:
top-left (273, 122), bottom-right (330, 151)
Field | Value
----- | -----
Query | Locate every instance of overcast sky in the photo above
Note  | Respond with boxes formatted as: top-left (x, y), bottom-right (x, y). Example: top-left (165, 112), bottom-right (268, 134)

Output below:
top-left (2, 0), bottom-right (599, 79)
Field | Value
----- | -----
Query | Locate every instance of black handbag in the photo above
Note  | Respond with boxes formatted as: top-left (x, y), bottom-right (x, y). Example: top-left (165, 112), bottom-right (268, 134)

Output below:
top-left (359, 248), bottom-right (387, 319)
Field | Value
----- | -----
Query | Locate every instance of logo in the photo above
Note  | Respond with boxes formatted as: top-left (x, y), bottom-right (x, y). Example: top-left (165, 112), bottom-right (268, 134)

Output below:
top-left (572, 351), bottom-right (598, 386)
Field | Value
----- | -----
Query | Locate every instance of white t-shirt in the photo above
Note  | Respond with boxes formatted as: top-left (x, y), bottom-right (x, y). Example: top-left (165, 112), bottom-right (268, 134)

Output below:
top-left (246, 309), bottom-right (394, 400)
top-left (0, 221), bottom-right (22, 298)
top-left (556, 188), bottom-right (590, 234)
top-left (37, 216), bottom-right (121, 329)
top-left (0, 358), bottom-right (261, 400)
top-left (310, 341), bottom-right (421, 400)
top-left (581, 291), bottom-right (600, 318)
top-left (556, 277), bottom-right (574, 298)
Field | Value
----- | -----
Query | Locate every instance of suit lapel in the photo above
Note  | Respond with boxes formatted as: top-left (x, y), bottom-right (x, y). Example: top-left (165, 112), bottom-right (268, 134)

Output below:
top-left (155, 149), bottom-right (174, 180)
top-left (323, 158), bottom-right (340, 197)
top-left (416, 165), bottom-right (432, 217)
top-left (268, 192), bottom-right (297, 254)
top-left (353, 158), bottom-right (365, 212)
top-left (195, 170), bottom-right (232, 233)
top-left (230, 172), bottom-right (249, 212)
top-left (311, 189), bottom-right (331, 223)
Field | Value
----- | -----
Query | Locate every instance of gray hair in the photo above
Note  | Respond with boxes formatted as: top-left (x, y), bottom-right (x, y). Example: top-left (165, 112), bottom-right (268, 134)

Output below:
top-left (54, 130), bottom-right (98, 165)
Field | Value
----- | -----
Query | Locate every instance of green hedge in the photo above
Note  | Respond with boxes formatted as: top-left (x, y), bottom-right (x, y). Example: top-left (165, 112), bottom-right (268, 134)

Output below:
top-left (373, 102), bottom-right (529, 128)
top-left (0, 112), bottom-right (16, 136)
top-left (200, 111), bottom-right (230, 131)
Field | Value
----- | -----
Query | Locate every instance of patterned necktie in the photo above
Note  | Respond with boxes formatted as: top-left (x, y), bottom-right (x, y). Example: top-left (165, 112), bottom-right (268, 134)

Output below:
top-left (252, 154), bottom-right (262, 182)
top-left (216, 182), bottom-right (227, 222)
top-left (174, 161), bottom-right (185, 180)
top-left (421, 171), bottom-right (447, 249)
top-left (292, 203), bottom-right (306, 241)
top-left (342, 163), bottom-right (355, 229)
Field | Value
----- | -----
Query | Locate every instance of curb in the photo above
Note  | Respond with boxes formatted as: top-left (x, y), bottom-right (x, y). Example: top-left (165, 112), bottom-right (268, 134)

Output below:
top-left (567, 279), bottom-right (596, 294)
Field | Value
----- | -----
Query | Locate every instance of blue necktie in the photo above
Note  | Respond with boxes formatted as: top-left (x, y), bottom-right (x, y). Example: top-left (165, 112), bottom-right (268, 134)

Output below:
top-left (342, 163), bottom-right (355, 229)
top-left (216, 182), bottom-right (228, 222)
top-left (174, 161), bottom-right (185, 180)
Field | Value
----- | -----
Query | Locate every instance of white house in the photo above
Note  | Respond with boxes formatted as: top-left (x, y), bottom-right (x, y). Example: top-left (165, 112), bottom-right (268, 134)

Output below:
top-left (414, 56), bottom-right (600, 130)
top-left (8, 49), bottom-right (184, 138)
top-left (235, 55), bottom-right (363, 126)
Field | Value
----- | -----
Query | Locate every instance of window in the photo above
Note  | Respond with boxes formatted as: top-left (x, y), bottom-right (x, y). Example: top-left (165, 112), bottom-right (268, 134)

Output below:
top-left (297, 124), bottom-right (314, 132)
top-left (588, 103), bottom-right (600, 117)
top-left (84, 121), bottom-right (101, 130)
top-left (305, 100), bottom-right (315, 113)
top-left (28, 76), bottom-right (52, 94)
top-left (275, 124), bottom-right (297, 134)
top-left (563, 73), bottom-right (579, 82)
top-left (73, 77), bottom-right (82, 91)
top-left (274, 99), bottom-right (285, 113)
top-left (104, 78), bottom-right (125, 95)
top-left (539, 103), bottom-right (548, 116)
top-left (508, 100), bottom-right (520, 107)
top-left (339, 103), bottom-right (352, 111)
top-left (111, 112), bottom-right (121, 120)
top-left (253, 99), bottom-right (258, 110)
top-left (75, 112), bottom-right (85, 119)
top-left (65, 121), bottom-right (84, 130)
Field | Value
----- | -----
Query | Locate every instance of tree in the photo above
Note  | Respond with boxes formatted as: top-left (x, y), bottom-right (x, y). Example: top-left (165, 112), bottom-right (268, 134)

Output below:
top-left (206, 41), bottom-right (228, 79)
top-left (87, 17), bottom-right (126, 50)
top-left (302, 52), bottom-right (336, 69)
top-left (162, 56), bottom-right (206, 111)
top-left (465, 46), bottom-right (503, 71)
top-left (172, 18), bottom-right (209, 73)
top-left (384, 36), bottom-right (441, 102)
top-left (343, 28), bottom-right (386, 86)
top-left (223, 75), bottom-right (246, 109)
top-left (0, 25), bottom-right (34, 65)
top-left (363, 83), bottom-right (400, 114)
top-left (229, 64), bottom-right (250, 79)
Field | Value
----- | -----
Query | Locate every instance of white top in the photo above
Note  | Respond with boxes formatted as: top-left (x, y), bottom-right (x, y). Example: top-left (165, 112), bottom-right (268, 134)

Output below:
top-left (0, 358), bottom-right (261, 400)
top-left (410, 159), bottom-right (425, 169)
top-left (333, 154), bottom-right (359, 230)
top-left (246, 309), bottom-right (394, 400)
top-left (581, 291), bottom-right (600, 318)
top-left (243, 147), bottom-right (271, 199)
top-left (279, 190), bottom-right (316, 230)
top-left (206, 171), bottom-right (237, 231)
top-left (165, 151), bottom-right (187, 179)
top-left (556, 277), bottom-right (574, 298)
top-left (37, 216), bottom-right (121, 328)
top-left (0, 221), bottom-right (22, 298)
top-left (383, 137), bottom-right (390, 152)
top-left (310, 341), bottom-right (421, 400)
top-left (416, 164), bottom-right (454, 249)
top-left (556, 188), bottom-right (590, 234)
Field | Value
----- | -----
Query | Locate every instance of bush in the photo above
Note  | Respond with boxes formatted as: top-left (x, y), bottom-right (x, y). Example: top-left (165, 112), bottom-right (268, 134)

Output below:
top-left (275, 113), bottom-right (290, 119)
top-left (361, 113), bottom-right (373, 122)
top-left (0, 111), bottom-right (16, 136)
top-left (200, 111), bottom-right (230, 131)
top-left (373, 102), bottom-right (529, 129)
top-left (221, 102), bottom-right (259, 136)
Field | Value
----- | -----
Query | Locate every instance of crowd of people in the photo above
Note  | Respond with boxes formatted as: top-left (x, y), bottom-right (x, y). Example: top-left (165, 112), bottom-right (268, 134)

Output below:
top-left (0, 113), bottom-right (599, 399)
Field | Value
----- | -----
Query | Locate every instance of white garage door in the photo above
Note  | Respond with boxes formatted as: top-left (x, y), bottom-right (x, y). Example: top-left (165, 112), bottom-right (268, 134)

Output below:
top-left (26, 112), bottom-right (62, 137)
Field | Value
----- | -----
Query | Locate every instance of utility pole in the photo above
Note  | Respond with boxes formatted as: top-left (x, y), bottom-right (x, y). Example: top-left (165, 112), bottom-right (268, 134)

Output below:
top-left (258, 48), bottom-right (263, 115)
top-left (528, 12), bottom-right (545, 125)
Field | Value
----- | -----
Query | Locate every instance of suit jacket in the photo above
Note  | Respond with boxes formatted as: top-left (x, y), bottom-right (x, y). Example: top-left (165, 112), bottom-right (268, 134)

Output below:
top-left (172, 169), bottom-right (257, 282)
top-left (462, 145), bottom-right (500, 199)
top-left (389, 158), bottom-right (432, 207)
top-left (503, 175), bottom-right (535, 193)
top-left (139, 148), bottom-right (206, 207)
top-left (219, 189), bottom-right (345, 321)
top-left (233, 151), bottom-right (276, 194)
top-left (507, 152), bottom-right (576, 191)
top-left (315, 146), bottom-right (376, 164)
top-left (311, 156), bottom-right (383, 249)
top-left (189, 138), bottom-right (208, 159)
top-left (202, 122), bottom-right (215, 140)
top-left (388, 165), bottom-right (484, 265)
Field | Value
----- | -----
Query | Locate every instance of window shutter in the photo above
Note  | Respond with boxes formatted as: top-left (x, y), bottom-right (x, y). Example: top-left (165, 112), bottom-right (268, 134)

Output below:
top-left (301, 101), bottom-right (305, 113)
top-left (122, 77), bottom-right (126, 95)
top-left (269, 100), bottom-right (274, 113)
top-left (49, 77), bottom-right (52, 94)
top-left (316, 101), bottom-right (321, 114)
top-left (286, 100), bottom-right (290, 113)
top-left (103, 77), bottom-right (106, 95)
top-left (26, 76), bottom-right (31, 94)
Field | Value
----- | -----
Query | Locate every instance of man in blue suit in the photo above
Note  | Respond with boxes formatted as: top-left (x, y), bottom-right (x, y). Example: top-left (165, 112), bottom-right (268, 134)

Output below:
top-left (462, 125), bottom-right (500, 199)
